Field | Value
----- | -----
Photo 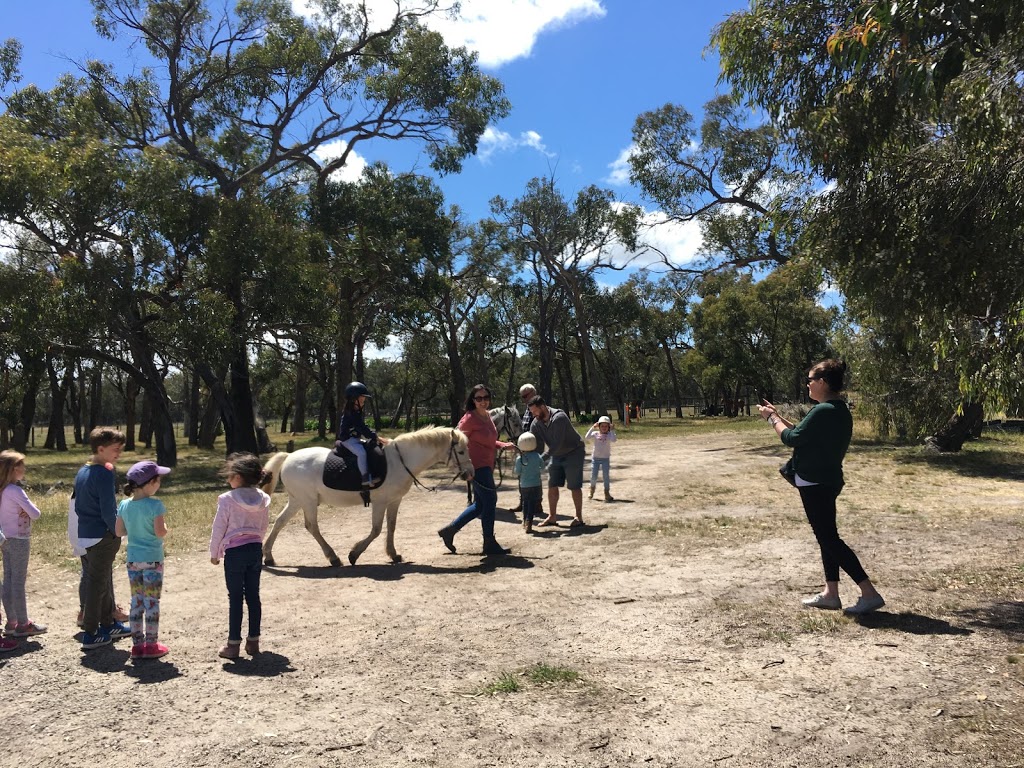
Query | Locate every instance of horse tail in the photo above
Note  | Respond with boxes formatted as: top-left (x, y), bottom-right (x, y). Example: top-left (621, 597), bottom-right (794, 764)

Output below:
top-left (260, 451), bottom-right (288, 496)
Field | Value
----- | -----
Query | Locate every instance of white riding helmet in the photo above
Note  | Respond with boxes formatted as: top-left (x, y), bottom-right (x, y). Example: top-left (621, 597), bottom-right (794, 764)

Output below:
top-left (517, 432), bottom-right (537, 451)
top-left (598, 415), bottom-right (612, 425)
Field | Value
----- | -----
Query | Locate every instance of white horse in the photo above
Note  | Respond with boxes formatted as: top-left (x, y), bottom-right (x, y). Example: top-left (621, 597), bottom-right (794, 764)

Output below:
top-left (260, 427), bottom-right (473, 567)
top-left (489, 403), bottom-right (523, 441)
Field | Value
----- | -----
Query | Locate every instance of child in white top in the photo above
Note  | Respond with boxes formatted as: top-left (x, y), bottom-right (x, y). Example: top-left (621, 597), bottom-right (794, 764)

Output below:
top-left (585, 416), bottom-right (617, 501)
top-left (0, 450), bottom-right (45, 645)
top-left (115, 460), bottom-right (171, 660)
top-left (210, 453), bottom-right (271, 660)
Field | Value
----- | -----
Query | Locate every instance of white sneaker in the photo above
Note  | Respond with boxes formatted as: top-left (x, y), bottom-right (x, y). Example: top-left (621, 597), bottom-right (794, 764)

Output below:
top-left (801, 594), bottom-right (842, 610)
top-left (843, 594), bottom-right (885, 616)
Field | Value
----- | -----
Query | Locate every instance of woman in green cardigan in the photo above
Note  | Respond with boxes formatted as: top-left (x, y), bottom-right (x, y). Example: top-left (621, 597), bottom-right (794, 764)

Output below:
top-left (758, 359), bottom-right (885, 616)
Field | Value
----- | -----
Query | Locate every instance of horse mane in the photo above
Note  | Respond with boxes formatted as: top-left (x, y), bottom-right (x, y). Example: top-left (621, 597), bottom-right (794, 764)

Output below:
top-left (391, 425), bottom-right (467, 448)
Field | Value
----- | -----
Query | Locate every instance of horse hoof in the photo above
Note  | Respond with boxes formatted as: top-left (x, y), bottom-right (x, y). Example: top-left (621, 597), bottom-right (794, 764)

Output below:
top-left (391, 554), bottom-right (403, 564)
top-left (330, 556), bottom-right (342, 567)
top-left (264, 556), bottom-right (275, 567)
top-left (346, 552), bottom-right (358, 566)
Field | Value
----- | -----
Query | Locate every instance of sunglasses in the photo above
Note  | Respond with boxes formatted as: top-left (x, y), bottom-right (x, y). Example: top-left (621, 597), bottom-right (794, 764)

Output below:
top-left (805, 375), bottom-right (822, 384)
top-left (474, 395), bottom-right (491, 401)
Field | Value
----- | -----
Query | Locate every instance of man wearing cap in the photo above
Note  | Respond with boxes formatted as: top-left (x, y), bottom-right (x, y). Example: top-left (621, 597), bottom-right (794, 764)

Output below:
top-left (528, 395), bottom-right (586, 527)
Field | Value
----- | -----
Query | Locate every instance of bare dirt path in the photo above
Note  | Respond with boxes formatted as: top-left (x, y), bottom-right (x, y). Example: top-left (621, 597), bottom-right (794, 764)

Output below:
top-left (3, 428), bottom-right (1022, 767)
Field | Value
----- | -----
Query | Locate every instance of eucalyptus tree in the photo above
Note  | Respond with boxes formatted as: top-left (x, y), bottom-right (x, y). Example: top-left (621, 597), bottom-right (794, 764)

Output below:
top-left (313, 162), bottom-right (455, 426)
top-left (491, 177), bottom-right (641, 412)
top-left (22, 0), bottom-right (511, 454)
top-left (629, 94), bottom-right (814, 279)
top-left (688, 266), bottom-right (834, 411)
top-left (714, 0), bottom-right (1024, 449)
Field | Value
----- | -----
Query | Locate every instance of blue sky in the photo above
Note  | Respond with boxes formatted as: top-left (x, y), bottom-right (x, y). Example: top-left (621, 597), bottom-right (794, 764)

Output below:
top-left (5, 0), bottom-right (751, 270)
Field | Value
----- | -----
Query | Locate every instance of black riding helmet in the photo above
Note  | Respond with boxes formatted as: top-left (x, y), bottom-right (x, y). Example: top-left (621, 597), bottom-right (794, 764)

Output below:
top-left (345, 381), bottom-right (371, 399)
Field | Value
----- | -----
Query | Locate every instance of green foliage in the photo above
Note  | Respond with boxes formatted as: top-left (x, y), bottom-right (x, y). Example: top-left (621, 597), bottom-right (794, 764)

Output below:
top-left (714, 0), bottom-right (1024, 421)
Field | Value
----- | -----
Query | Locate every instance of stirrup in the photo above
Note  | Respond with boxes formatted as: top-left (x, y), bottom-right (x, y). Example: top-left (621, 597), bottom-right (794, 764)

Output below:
top-left (360, 489), bottom-right (371, 507)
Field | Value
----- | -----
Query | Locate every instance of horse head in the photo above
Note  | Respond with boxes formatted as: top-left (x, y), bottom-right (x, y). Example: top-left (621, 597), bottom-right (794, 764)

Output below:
top-left (449, 429), bottom-right (474, 481)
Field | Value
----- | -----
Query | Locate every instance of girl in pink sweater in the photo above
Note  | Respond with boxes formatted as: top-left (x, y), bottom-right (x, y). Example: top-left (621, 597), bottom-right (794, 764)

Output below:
top-left (209, 453), bottom-right (271, 660)
top-left (0, 450), bottom-right (45, 646)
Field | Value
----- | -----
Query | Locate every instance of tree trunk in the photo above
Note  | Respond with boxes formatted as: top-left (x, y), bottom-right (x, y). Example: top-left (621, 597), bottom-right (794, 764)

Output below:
top-left (292, 357), bottom-right (309, 433)
top-left (124, 376), bottom-right (139, 452)
top-left (88, 363), bottom-right (103, 434)
top-left (925, 401), bottom-right (985, 453)
top-left (188, 369), bottom-right (201, 446)
top-left (198, 392), bottom-right (220, 450)
top-left (43, 355), bottom-right (69, 451)
top-left (16, 363), bottom-right (43, 451)
top-left (138, 394), bottom-right (153, 449)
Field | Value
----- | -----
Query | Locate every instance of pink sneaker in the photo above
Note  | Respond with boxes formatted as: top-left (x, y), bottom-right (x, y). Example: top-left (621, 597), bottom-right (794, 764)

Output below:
top-left (10, 621), bottom-right (47, 637)
top-left (0, 637), bottom-right (18, 652)
top-left (142, 642), bottom-right (169, 659)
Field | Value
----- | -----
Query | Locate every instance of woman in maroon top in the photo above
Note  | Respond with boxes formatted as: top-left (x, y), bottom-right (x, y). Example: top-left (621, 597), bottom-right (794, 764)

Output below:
top-left (437, 384), bottom-right (515, 555)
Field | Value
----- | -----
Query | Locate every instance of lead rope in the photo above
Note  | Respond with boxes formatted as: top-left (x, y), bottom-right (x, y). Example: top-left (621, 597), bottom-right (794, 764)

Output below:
top-left (394, 434), bottom-right (469, 494)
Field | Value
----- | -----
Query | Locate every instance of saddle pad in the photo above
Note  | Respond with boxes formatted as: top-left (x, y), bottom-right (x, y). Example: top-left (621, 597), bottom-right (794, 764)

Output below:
top-left (323, 442), bottom-right (388, 492)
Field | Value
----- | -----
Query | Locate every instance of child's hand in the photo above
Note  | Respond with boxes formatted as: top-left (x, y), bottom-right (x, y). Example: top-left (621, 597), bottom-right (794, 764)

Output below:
top-left (210, 557), bottom-right (219, 565)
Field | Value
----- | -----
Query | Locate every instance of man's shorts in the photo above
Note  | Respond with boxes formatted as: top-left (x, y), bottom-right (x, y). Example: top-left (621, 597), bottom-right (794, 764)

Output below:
top-left (547, 444), bottom-right (585, 490)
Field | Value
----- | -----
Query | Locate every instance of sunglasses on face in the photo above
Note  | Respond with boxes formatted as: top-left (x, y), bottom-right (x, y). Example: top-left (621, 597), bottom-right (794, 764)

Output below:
top-left (805, 376), bottom-right (822, 384)
top-left (474, 395), bottom-right (491, 402)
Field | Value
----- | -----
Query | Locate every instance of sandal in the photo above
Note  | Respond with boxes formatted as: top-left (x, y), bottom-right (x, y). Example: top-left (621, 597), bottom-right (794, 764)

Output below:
top-left (569, 518), bottom-right (585, 528)
top-left (536, 518), bottom-right (558, 527)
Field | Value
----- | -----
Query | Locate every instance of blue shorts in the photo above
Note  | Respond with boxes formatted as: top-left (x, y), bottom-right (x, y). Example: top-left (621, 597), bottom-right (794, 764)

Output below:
top-left (548, 445), bottom-right (585, 491)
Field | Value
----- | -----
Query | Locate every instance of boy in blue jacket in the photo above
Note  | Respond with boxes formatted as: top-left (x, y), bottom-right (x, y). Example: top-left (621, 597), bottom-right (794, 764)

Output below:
top-left (75, 427), bottom-right (132, 649)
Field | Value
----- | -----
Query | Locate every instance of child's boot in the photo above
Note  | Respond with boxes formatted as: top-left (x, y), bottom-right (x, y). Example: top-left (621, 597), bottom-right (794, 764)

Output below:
top-left (588, 484), bottom-right (595, 499)
top-left (219, 640), bottom-right (241, 660)
top-left (245, 637), bottom-right (260, 656)
top-left (361, 474), bottom-right (371, 486)
top-left (604, 488), bottom-right (614, 502)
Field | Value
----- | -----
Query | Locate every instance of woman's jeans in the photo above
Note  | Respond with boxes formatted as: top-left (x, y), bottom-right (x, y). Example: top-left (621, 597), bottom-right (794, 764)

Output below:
top-left (798, 484), bottom-right (868, 585)
top-left (223, 542), bottom-right (263, 641)
top-left (448, 466), bottom-right (497, 541)
top-left (590, 457), bottom-right (610, 490)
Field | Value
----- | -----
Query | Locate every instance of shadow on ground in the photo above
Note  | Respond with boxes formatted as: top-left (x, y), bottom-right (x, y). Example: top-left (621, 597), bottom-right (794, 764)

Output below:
top-left (221, 651), bottom-right (296, 678)
top-left (851, 610), bottom-right (974, 636)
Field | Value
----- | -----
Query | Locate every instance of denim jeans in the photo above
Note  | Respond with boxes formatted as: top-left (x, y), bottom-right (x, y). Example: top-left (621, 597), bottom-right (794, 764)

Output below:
top-left (223, 542), bottom-right (263, 642)
top-left (448, 466), bottom-right (497, 541)
top-left (590, 457), bottom-right (611, 490)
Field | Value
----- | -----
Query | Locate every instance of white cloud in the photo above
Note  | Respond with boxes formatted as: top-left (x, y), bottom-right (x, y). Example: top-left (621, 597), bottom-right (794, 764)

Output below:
top-left (364, 334), bottom-right (404, 361)
top-left (292, 0), bottom-right (606, 68)
top-left (312, 140), bottom-right (369, 183)
top-left (633, 208), bottom-right (706, 269)
top-left (605, 143), bottom-right (636, 186)
top-left (477, 125), bottom-right (555, 162)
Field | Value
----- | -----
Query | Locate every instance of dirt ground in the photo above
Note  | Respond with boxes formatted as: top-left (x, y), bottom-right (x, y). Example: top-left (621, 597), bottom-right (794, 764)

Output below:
top-left (3, 427), bottom-right (1023, 767)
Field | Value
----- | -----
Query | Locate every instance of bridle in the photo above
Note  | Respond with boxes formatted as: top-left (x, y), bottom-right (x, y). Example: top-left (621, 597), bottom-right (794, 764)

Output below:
top-left (393, 429), bottom-right (472, 493)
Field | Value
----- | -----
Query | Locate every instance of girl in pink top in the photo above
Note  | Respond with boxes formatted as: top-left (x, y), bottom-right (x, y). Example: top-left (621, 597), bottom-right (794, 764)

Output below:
top-left (209, 453), bottom-right (271, 660)
top-left (0, 450), bottom-right (46, 645)
top-left (436, 385), bottom-right (515, 556)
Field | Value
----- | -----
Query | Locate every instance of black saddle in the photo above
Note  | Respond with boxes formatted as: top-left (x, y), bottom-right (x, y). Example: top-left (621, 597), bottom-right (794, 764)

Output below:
top-left (325, 439), bottom-right (388, 492)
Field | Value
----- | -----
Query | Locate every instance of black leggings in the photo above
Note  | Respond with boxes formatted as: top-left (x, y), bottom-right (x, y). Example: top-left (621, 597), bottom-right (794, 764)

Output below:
top-left (798, 484), bottom-right (869, 585)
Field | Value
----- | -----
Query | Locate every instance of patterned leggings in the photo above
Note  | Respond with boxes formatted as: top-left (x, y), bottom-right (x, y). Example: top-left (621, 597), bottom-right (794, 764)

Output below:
top-left (126, 562), bottom-right (164, 644)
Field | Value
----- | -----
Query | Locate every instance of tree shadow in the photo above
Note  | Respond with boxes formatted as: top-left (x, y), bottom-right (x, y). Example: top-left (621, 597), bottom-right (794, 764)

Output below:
top-left (849, 610), bottom-right (973, 636)
top-left (951, 601), bottom-right (1024, 642)
top-left (123, 658), bottom-right (184, 683)
top-left (221, 651), bottom-right (297, 678)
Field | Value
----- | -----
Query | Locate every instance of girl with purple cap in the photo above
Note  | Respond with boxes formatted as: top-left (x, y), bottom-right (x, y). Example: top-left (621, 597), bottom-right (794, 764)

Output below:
top-left (115, 460), bottom-right (171, 660)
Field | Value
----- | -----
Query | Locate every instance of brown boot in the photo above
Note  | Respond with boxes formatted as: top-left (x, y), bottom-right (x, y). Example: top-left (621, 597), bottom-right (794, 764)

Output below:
top-left (245, 638), bottom-right (260, 656)
top-left (588, 485), bottom-right (595, 499)
top-left (219, 641), bottom-right (241, 660)
top-left (604, 489), bottom-right (614, 502)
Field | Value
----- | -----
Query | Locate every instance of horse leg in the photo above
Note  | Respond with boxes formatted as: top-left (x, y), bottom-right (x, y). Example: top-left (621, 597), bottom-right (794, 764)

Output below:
top-left (384, 501), bottom-right (402, 564)
top-left (302, 504), bottom-right (342, 567)
top-left (263, 497), bottom-right (302, 566)
top-left (348, 499), bottom-right (386, 566)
